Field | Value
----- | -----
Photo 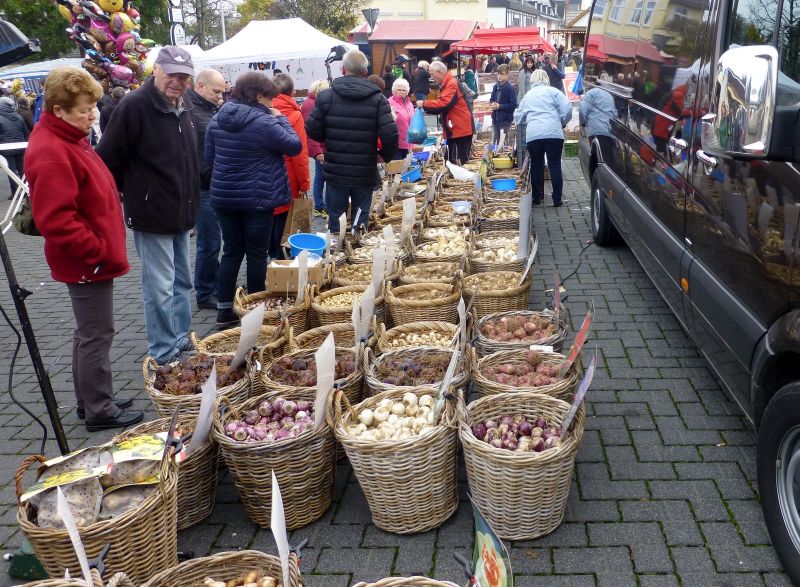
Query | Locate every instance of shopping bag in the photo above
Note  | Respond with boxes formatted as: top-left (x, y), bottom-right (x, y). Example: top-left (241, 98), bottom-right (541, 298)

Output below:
top-left (12, 196), bottom-right (41, 237)
top-left (571, 66), bottom-right (584, 94)
top-left (407, 107), bottom-right (428, 144)
top-left (280, 195), bottom-right (313, 247)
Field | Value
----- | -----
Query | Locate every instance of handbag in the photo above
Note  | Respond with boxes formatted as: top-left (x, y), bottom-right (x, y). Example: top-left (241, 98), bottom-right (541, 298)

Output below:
top-left (280, 195), bottom-right (313, 248)
top-left (11, 196), bottom-right (41, 237)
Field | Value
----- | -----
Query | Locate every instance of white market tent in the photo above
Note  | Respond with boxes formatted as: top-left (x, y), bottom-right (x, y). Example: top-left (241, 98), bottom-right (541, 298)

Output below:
top-left (194, 18), bottom-right (356, 91)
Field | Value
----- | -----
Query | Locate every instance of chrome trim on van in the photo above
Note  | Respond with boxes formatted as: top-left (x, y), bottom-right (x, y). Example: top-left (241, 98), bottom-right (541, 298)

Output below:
top-left (595, 79), bottom-right (634, 98)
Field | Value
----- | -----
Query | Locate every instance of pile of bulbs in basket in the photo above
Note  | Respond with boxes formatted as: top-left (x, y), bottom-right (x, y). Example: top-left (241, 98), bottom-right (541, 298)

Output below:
top-left (14, 146), bottom-right (598, 586)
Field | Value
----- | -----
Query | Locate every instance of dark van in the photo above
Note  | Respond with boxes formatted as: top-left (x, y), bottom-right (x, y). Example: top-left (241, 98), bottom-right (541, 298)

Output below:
top-left (578, 0), bottom-right (800, 579)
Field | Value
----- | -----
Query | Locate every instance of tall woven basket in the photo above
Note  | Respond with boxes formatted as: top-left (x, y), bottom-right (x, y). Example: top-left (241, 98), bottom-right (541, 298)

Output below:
top-left (332, 387), bottom-right (460, 534)
top-left (232, 287), bottom-right (310, 334)
top-left (471, 348), bottom-right (579, 401)
top-left (113, 415), bottom-right (218, 530)
top-left (16, 453), bottom-right (178, 585)
top-left (20, 569), bottom-right (134, 587)
top-left (212, 394), bottom-right (335, 529)
top-left (191, 324), bottom-right (287, 363)
top-left (311, 284), bottom-right (385, 327)
top-left (462, 271), bottom-right (532, 319)
top-left (363, 346), bottom-right (468, 396)
top-left (141, 550), bottom-right (302, 587)
top-left (384, 282), bottom-right (462, 326)
top-left (352, 579), bottom-right (460, 587)
top-left (474, 309), bottom-right (570, 357)
top-left (376, 321), bottom-right (458, 354)
top-left (460, 392), bottom-right (585, 540)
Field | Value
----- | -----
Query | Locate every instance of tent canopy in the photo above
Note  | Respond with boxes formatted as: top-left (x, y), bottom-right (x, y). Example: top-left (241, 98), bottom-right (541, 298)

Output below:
top-left (450, 27), bottom-right (555, 55)
top-left (195, 18), bottom-right (355, 66)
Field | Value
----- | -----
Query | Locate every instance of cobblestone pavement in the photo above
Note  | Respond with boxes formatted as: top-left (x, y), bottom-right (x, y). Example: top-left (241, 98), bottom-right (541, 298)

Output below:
top-left (0, 158), bottom-right (789, 586)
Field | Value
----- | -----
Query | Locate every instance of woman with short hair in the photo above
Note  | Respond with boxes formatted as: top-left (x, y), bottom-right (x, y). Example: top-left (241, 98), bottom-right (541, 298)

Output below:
top-left (25, 67), bottom-right (142, 430)
top-left (388, 77), bottom-right (414, 159)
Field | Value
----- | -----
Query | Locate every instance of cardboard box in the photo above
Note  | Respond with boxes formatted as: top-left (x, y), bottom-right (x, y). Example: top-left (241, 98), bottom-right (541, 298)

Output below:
top-left (385, 159), bottom-right (406, 175)
top-left (266, 260), bottom-right (325, 294)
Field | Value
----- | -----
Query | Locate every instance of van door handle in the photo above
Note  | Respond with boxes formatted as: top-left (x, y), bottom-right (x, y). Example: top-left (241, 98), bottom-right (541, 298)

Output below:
top-left (670, 137), bottom-right (688, 151)
top-left (696, 149), bottom-right (718, 171)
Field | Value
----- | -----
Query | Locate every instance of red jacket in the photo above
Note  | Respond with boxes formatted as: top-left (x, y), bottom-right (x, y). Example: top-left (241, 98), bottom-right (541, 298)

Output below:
top-left (423, 72), bottom-right (473, 139)
top-left (300, 95), bottom-right (325, 158)
top-left (26, 112), bottom-right (129, 284)
top-left (273, 94), bottom-right (310, 215)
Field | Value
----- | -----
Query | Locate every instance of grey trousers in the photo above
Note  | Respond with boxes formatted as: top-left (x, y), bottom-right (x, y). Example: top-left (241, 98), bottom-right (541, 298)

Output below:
top-left (67, 280), bottom-right (119, 421)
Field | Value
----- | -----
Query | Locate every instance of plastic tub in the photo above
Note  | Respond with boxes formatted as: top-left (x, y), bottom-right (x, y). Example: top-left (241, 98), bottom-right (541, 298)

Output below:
top-left (423, 137), bottom-right (438, 146)
top-left (451, 200), bottom-right (471, 215)
top-left (413, 151), bottom-right (431, 163)
top-left (492, 157), bottom-right (513, 169)
top-left (491, 178), bottom-right (518, 191)
top-left (401, 166), bottom-right (422, 183)
top-left (288, 233), bottom-right (326, 258)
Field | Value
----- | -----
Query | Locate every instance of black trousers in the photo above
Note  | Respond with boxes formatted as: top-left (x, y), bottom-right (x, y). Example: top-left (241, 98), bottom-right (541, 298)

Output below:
top-left (447, 135), bottom-right (473, 165)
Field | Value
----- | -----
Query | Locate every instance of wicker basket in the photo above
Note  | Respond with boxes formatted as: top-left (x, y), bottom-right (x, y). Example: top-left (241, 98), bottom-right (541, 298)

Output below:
top-left (419, 226), bottom-right (470, 244)
top-left (21, 570), bottom-right (134, 587)
top-left (409, 239), bottom-right (467, 265)
top-left (468, 236), bottom-right (535, 274)
top-left (398, 260), bottom-right (461, 285)
top-left (191, 324), bottom-right (287, 360)
top-left (114, 415), bottom-right (218, 530)
top-left (462, 271), bottom-right (532, 319)
top-left (261, 346), bottom-right (363, 405)
top-left (460, 391), bottom-right (585, 540)
top-left (143, 355), bottom-right (257, 418)
top-left (16, 453), bottom-right (178, 585)
top-left (311, 284), bottom-right (385, 327)
top-left (376, 321), bottom-right (458, 354)
top-left (352, 579), bottom-right (460, 587)
top-left (471, 348), bottom-right (579, 401)
top-left (424, 210), bottom-right (472, 228)
top-left (472, 229), bottom-right (523, 250)
top-left (288, 322), bottom-right (358, 350)
top-left (232, 287), bottom-right (310, 334)
top-left (484, 188), bottom-right (527, 204)
top-left (332, 387), bottom-right (459, 533)
top-left (478, 205), bottom-right (520, 231)
top-left (385, 282), bottom-right (461, 326)
top-left (364, 346), bottom-right (467, 396)
top-left (346, 240), bottom-right (409, 266)
top-left (475, 309), bottom-right (569, 356)
top-left (331, 263), bottom-right (400, 289)
top-left (212, 393), bottom-right (335, 529)
top-left (141, 550), bottom-right (302, 587)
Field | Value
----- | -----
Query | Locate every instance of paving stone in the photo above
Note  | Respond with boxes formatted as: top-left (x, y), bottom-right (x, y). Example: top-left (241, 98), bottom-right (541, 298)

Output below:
top-left (671, 546), bottom-right (716, 574)
top-left (553, 546), bottom-right (634, 575)
top-left (709, 544), bottom-right (783, 573)
top-left (303, 576), bottom-right (350, 587)
top-left (509, 547), bottom-right (553, 574)
top-left (315, 547), bottom-right (395, 583)
top-left (514, 577), bottom-right (596, 587)
top-left (637, 576), bottom-right (680, 587)
top-left (394, 544), bottom-right (435, 577)
top-left (588, 522), bottom-right (672, 573)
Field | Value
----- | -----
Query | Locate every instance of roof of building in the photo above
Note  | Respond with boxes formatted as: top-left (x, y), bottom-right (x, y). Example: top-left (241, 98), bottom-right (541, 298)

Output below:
top-left (368, 19), bottom-right (476, 42)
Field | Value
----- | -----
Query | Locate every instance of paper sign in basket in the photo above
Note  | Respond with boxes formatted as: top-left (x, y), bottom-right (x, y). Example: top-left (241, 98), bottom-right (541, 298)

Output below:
top-left (372, 247), bottom-right (386, 295)
top-left (351, 297), bottom-right (362, 365)
top-left (324, 230), bottom-right (331, 260)
top-left (56, 486), bottom-right (92, 585)
top-left (382, 225), bottom-right (395, 277)
top-left (559, 302), bottom-right (594, 378)
top-left (561, 351), bottom-right (596, 434)
top-left (230, 302), bottom-right (264, 371)
top-left (517, 195), bottom-right (532, 259)
top-left (446, 161), bottom-right (478, 183)
top-left (377, 180), bottom-right (389, 216)
top-left (314, 332), bottom-right (335, 430)
top-left (270, 471), bottom-right (290, 587)
top-left (337, 214), bottom-right (347, 252)
top-left (517, 238), bottom-right (539, 285)
top-left (401, 197), bottom-right (416, 243)
top-left (433, 349), bottom-right (459, 422)
top-left (470, 494), bottom-right (513, 587)
top-left (188, 363), bottom-right (217, 456)
top-left (457, 298), bottom-right (467, 355)
top-left (390, 174), bottom-right (402, 199)
top-left (295, 251), bottom-right (309, 306)
top-left (359, 283), bottom-right (376, 342)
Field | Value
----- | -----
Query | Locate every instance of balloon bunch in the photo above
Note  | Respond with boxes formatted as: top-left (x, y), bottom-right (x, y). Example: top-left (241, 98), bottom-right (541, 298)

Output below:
top-left (53, 0), bottom-right (155, 93)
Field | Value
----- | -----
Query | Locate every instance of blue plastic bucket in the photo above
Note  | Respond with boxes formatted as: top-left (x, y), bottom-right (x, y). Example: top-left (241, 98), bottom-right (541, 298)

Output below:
top-left (401, 166), bottom-right (422, 183)
top-left (491, 178), bottom-right (517, 191)
top-left (422, 137), bottom-right (438, 146)
top-left (412, 151), bottom-right (431, 163)
top-left (288, 233), bottom-right (326, 258)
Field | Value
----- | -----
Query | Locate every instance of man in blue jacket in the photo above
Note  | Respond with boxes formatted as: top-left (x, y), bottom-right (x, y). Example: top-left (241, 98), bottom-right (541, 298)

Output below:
top-left (489, 64), bottom-right (517, 149)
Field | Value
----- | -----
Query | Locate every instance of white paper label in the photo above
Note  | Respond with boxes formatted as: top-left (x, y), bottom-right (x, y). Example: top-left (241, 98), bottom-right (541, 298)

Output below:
top-left (426, 178), bottom-right (436, 203)
top-left (359, 283), bottom-right (376, 339)
top-left (529, 344), bottom-right (555, 353)
top-left (296, 251), bottom-right (308, 306)
top-left (372, 247), bottom-right (386, 294)
top-left (401, 197), bottom-right (416, 243)
top-left (351, 297), bottom-right (362, 363)
top-left (518, 238), bottom-right (539, 285)
top-left (518, 195), bottom-right (532, 259)
top-left (446, 161), bottom-right (478, 182)
top-left (561, 352), bottom-right (597, 433)
top-left (377, 180), bottom-right (389, 216)
top-left (457, 298), bottom-right (467, 354)
top-left (382, 226), bottom-right (395, 277)
top-left (314, 332), bottom-right (335, 430)
top-left (56, 487), bottom-right (92, 585)
top-left (433, 350), bottom-right (459, 422)
top-left (270, 471), bottom-right (290, 587)
top-left (338, 214), bottom-right (347, 251)
top-left (230, 303), bottom-right (264, 370)
top-left (324, 230), bottom-right (331, 260)
top-left (391, 174), bottom-right (402, 199)
top-left (188, 363), bottom-right (216, 456)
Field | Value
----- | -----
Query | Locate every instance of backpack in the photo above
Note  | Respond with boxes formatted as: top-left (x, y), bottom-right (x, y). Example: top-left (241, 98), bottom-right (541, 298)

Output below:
top-left (456, 79), bottom-right (476, 132)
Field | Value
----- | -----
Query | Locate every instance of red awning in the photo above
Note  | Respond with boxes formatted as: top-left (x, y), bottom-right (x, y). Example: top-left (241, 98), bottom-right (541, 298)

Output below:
top-left (450, 27), bottom-right (556, 54)
top-left (585, 34), bottom-right (664, 63)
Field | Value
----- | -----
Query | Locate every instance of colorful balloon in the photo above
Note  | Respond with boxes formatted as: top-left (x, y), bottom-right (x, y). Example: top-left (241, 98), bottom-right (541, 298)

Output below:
top-left (108, 11), bottom-right (135, 35)
top-left (98, 0), bottom-right (124, 11)
top-left (57, 4), bottom-right (74, 21)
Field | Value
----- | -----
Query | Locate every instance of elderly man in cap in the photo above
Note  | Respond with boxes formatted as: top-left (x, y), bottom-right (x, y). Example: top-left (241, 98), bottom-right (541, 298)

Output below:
top-left (97, 46), bottom-right (200, 365)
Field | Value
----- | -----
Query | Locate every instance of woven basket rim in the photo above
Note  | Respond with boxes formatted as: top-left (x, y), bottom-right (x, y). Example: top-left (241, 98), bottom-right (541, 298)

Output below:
top-left (262, 346), bottom-right (361, 391)
top-left (312, 284), bottom-right (385, 314)
top-left (386, 282), bottom-right (461, 308)
top-left (463, 271), bottom-right (531, 297)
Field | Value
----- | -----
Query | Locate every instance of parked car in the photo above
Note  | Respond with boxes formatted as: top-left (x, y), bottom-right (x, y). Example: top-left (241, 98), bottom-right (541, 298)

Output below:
top-left (579, 0), bottom-right (800, 580)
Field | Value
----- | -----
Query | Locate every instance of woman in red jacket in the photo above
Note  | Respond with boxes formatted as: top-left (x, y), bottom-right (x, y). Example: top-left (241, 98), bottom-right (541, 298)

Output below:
top-left (301, 79), bottom-right (329, 216)
top-left (25, 67), bottom-right (143, 431)
top-left (271, 73), bottom-right (310, 258)
top-left (422, 61), bottom-right (474, 164)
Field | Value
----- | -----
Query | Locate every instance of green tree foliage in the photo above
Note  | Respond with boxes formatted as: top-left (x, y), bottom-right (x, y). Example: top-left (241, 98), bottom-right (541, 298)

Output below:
top-left (135, 0), bottom-right (170, 45)
top-left (0, 0), bottom-right (74, 59)
top-left (237, 0), bottom-right (363, 39)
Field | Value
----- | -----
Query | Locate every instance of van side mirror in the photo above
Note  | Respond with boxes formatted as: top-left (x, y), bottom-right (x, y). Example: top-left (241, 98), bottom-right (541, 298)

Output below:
top-left (701, 45), bottom-right (778, 159)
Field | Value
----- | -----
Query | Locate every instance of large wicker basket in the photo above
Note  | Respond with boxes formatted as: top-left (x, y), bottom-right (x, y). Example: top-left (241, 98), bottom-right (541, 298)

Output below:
top-left (143, 354), bottom-right (257, 418)
top-left (21, 570), bottom-right (134, 587)
top-left (376, 321), bottom-right (458, 354)
top-left (462, 271), bottom-right (532, 319)
top-left (397, 260), bottom-right (461, 286)
top-left (419, 226), bottom-right (470, 244)
top-left (478, 204), bottom-right (520, 231)
top-left (141, 550), bottom-right (302, 587)
top-left (311, 284), bottom-right (385, 327)
top-left (460, 392), bottom-right (585, 540)
top-left (468, 236), bottom-right (535, 274)
top-left (353, 579), bottom-right (460, 587)
top-left (16, 453), bottom-right (178, 585)
top-left (475, 309), bottom-right (569, 357)
top-left (471, 348), bottom-right (579, 401)
top-left (261, 346), bottom-right (363, 405)
top-left (331, 262), bottom-right (400, 289)
top-left (332, 387), bottom-right (459, 534)
top-left (191, 324), bottom-right (287, 362)
top-left (385, 282), bottom-right (461, 326)
top-left (232, 287), bottom-right (310, 334)
top-left (114, 415), bottom-right (218, 530)
top-left (364, 346), bottom-right (467, 396)
top-left (212, 393), bottom-right (335, 529)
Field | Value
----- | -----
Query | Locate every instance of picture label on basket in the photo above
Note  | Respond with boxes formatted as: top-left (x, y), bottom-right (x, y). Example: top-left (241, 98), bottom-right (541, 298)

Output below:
top-left (518, 195), bottom-right (532, 260)
top-left (470, 494), bottom-right (513, 587)
top-left (57, 486), bottom-right (93, 584)
top-left (518, 239), bottom-right (539, 285)
top-left (561, 351), bottom-right (596, 434)
top-left (559, 303), bottom-right (594, 378)
top-left (270, 471), bottom-right (290, 587)
top-left (314, 332), bottom-right (335, 430)
top-left (189, 363), bottom-right (217, 456)
top-left (231, 302), bottom-right (265, 371)
top-left (338, 214), bottom-right (347, 251)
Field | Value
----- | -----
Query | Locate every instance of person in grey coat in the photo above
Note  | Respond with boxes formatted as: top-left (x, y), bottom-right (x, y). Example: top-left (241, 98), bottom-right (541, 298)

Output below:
top-left (579, 87), bottom-right (617, 163)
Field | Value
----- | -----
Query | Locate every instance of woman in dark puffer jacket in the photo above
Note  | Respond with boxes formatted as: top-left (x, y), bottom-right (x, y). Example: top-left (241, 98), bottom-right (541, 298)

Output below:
top-left (205, 72), bottom-right (302, 326)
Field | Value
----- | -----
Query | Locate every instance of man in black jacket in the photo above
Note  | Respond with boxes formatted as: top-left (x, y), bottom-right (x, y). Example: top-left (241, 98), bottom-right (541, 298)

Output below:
top-left (97, 46), bottom-right (201, 365)
top-left (99, 87), bottom-right (125, 133)
top-left (306, 49), bottom-right (398, 232)
top-left (186, 69), bottom-right (225, 311)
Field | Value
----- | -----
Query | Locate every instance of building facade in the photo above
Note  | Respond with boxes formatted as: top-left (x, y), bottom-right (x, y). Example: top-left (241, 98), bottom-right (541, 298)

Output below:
top-left (487, 0), bottom-right (562, 39)
top-left (367, 0), bottom-right (489, 21)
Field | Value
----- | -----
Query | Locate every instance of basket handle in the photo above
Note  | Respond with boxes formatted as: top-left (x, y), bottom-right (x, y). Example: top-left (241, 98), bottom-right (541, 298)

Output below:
top-left (15, 454), bottom-right (47, 501)
top-left (105, 571), bottom-right (135, 587)
top-left (331, 387), bottom-right (359, 428)
top-left (216, 394), bottom-right (241, 423)
top-left (234, 287), bottom-right (246, 307)
top-left (143, 356), bottom-right (159, 382)
top-left (189, 331), bottom-right (200, 352)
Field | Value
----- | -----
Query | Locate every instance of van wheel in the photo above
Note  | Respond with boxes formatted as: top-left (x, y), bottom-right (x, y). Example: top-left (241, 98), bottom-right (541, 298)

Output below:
top-left (590, 173), bottom-right (620, 245)
top-left (757, 383), bottom-right (800, 583)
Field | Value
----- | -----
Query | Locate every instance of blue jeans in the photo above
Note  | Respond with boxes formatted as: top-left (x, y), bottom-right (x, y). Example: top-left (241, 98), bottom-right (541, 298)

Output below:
top-left (133, 230), bottom-right (193, 364)
top-left (325, 183), bottom-right (373, 232)
top-left (527, 138), bottom-right (564, 204)
top-left (214, 207), bottom-right (272, 309)
top-left (312, 158), bottom-right (325, 210)
top-left (415, 92), bottom-right (427, 102)
top-left (194, 190), bottom-right (221, 302)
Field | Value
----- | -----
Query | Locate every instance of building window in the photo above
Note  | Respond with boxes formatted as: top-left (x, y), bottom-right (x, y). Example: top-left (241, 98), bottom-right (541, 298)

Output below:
top-left (609, 0), bottom-right (624, 21)
top-left (593, 0), bottom-right (607, 18)
top-left (642, 0), bottom-right (656, 24)
top-left (672, 6), bottom-right (688, 19)
top-left (629, 0), bottom-right (642, 22)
